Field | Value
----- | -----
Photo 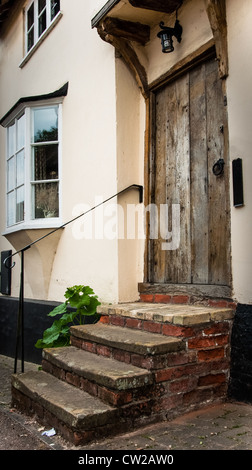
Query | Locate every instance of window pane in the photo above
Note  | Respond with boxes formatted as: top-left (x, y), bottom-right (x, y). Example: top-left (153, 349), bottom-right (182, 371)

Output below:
top-left (33, 107), bottom-right (58, 142)
top-left (28, 27), bottom-right (34, 51)
top-left (7, 192), bottom-right (15, 227)
top-left (27, 3), bottom-right (34, 30)
top-left (17, 114), bottom-right (25, 150)
top-left (33, 182), bottom-right (59, 218)
top-left (16, 186), bottom-right (25, 223)
top-left (33, 144), bottom-right (58, 180)
top-left (7, 157), bottom-right (15, 192)
top-left (38, 0), bottom-right (46, 14)
top-left (8, 123), bottom-right (15, 157)
top-left (17, 150), bottom-right (25, 187)
top-left (38, 9), bottom-right (47, 36)
top-left (51, 0), bottom-right (60, 20)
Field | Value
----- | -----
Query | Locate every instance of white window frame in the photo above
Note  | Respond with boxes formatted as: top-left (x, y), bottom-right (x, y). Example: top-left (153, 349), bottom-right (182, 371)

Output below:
top-left (4, 100), bottom-right (62, 235)
top-left (20, 0), bottom-right (62, 68)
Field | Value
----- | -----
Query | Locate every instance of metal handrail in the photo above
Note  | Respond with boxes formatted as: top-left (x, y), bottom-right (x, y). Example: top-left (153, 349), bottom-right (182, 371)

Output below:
top-left (4, 184), bottom-right (143, 373)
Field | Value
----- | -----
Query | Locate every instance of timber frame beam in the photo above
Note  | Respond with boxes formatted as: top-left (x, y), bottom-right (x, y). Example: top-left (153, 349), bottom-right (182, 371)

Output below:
top-left (205, 0), bottom-right (228, 78)
top-left (97, 23), bottom-right (149, 99)
top-left (100, 17), bottom-right (150, 46)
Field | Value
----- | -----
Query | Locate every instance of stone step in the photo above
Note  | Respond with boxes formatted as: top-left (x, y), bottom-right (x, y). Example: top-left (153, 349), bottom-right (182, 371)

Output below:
top-left (70, 322), bottom-right (185, 357)
top-left (12, 370), bottom-right (119, 445)
top-left (11, 303), bottom-right (235, 446)
top-left (97, 302), bottom-right (234, 327)
top-left (42, 345), bottom-right (153, 395)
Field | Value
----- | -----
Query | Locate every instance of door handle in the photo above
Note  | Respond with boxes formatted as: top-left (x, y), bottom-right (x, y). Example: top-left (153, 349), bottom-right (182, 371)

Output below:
top-left (213, 158), bottom-right (225, 176)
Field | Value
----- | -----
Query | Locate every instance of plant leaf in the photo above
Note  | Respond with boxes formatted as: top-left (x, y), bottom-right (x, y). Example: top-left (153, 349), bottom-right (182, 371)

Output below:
top-left (48, 302), bottom-right (68, 317)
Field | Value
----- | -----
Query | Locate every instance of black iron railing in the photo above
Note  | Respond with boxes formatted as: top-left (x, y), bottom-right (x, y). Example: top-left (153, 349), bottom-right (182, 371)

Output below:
top-left (4, 184), bottom-right (143, 373)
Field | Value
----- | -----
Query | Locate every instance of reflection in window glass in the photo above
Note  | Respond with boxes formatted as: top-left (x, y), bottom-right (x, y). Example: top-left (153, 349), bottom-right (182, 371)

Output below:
top-left (33, 145), bottom-right (58, 181)
top-left (7, 158), bottom-right (15, 192)
top-left (33, 182), bottom-right (59, 218)
top-left (16, 186), bottom-right (25, 223)
top-left (39, 10), bottom-right (47, 36)
top-left (16, 151), bottom-right (25, 187)
top-left (38, 0), bottom-right (46, 13)
top-left (17, 114), bottom-right (25, 150)
top-left (7, 192), bottom-right (15, 227)
top-left (28, 3), bottom-right (34, 28)
top-left (51, 0), bottom-right (60, 20)
top-left (38, 0), bottom-right (47, 37)
top-left (27, 3), bottom-right (34, 50)
top-left (33, 107), bottom-right (58, 142)
top-left (8, 123), bottom-right (15, 158)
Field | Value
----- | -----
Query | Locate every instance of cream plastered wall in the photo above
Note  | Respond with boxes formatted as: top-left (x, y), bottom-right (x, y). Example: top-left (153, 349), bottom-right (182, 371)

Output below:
top-left (0, 0), bottom-right (121, 303)
top-left (226, 0), bottom-right (252, 305)
top-left (115, 57), bottom-right (145, 302)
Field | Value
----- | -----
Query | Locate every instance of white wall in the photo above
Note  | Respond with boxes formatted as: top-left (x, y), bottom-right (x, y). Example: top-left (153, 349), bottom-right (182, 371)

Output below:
top-left (1, 0), bottom-right (252, 305)
top-left (0, 0), bottom-right (120, 303)
top-left (226, 0), bottom-right (252, 304)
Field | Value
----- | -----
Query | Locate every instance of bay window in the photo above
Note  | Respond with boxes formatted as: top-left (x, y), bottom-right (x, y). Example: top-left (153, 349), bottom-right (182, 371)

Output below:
top-left (6, 103), bottom-right (61, 230)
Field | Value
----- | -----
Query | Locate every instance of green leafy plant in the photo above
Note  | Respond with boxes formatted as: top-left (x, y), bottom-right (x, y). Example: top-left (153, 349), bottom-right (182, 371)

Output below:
top-left (35, 285), bottom-right (101, 349)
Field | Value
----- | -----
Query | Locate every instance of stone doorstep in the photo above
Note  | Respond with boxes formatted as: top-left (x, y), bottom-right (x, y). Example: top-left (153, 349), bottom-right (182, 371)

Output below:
top-left (70, 323), bottom-right (185, 356)
top-left (97, 303), bottom-right (235, 326)
top-left (12, 370), bottom-right (119, 431)
top-left (42, 346), bottom-right (153, 391)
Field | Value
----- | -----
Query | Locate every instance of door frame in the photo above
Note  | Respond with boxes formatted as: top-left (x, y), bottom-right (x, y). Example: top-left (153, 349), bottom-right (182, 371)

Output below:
top-left (142, 42), bottom-right (232, 299)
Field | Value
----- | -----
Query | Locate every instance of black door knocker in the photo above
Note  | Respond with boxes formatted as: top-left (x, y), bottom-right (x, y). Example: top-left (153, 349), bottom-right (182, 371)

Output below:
top-left (212, 158), bottom-right (225, 176)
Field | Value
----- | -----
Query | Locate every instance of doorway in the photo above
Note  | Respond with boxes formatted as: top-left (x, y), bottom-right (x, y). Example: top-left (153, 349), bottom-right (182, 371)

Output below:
top-left (148, 57), bottom-right (231, 296)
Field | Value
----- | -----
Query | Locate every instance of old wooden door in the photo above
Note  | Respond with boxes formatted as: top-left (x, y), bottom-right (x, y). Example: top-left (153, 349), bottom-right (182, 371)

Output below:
top-left (149, 58), bottom-right (231, 294)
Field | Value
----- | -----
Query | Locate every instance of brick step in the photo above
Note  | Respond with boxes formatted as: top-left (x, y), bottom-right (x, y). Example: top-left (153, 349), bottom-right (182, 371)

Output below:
top-left (70, 323), bottom-right (185, 369)
top-left (12, 370), bottom-right (120, 446)
top-left (42, 345), bottom-right (153, 405)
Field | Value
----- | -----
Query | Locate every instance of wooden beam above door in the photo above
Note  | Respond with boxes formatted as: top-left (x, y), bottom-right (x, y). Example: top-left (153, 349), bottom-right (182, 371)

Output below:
top-left (128, 0), bottom-right (183, 14)
top-left (101, 17), bottom-right (150, 45)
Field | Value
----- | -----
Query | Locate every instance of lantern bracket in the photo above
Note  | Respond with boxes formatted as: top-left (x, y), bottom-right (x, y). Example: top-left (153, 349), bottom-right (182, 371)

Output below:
top-left (157, 19), bottom-right (182, 53)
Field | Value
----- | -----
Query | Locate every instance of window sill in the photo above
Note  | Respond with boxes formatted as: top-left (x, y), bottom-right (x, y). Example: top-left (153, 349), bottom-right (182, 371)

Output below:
top-left (19, 11), bottom-right (63, 69)
top-left (2, 219), bottom-right (63, 236)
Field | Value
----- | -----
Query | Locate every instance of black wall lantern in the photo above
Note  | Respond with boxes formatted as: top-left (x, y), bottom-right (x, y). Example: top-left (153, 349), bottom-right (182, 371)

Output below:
top-left (157, 18), bottom-right (182, 53)
top-left (157, 4), bottom-right (183, 54)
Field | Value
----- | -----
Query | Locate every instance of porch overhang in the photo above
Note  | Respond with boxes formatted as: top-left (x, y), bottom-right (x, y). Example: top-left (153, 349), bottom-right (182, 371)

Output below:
top-left (92, 0), bottom-right (228, 97)
top-left (91, 0), bottom-right (183, 28)
top-left (92, 0), bottom-right (185, 99)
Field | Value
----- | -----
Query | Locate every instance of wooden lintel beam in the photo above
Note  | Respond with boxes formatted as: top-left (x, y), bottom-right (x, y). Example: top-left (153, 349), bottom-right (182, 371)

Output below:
top-left (205, 0), bottom-right (228, 78)
top-left (129, 0), bottom-right (183, 14)
top-left (102, 17), bottom-right (150, 45)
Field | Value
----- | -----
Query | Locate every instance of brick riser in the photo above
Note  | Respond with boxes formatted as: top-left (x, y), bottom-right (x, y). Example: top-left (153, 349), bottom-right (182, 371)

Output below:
top-left (139, 293), bottom-right (237, 310)
top-left (70, 318), bottom-right (232, 409)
